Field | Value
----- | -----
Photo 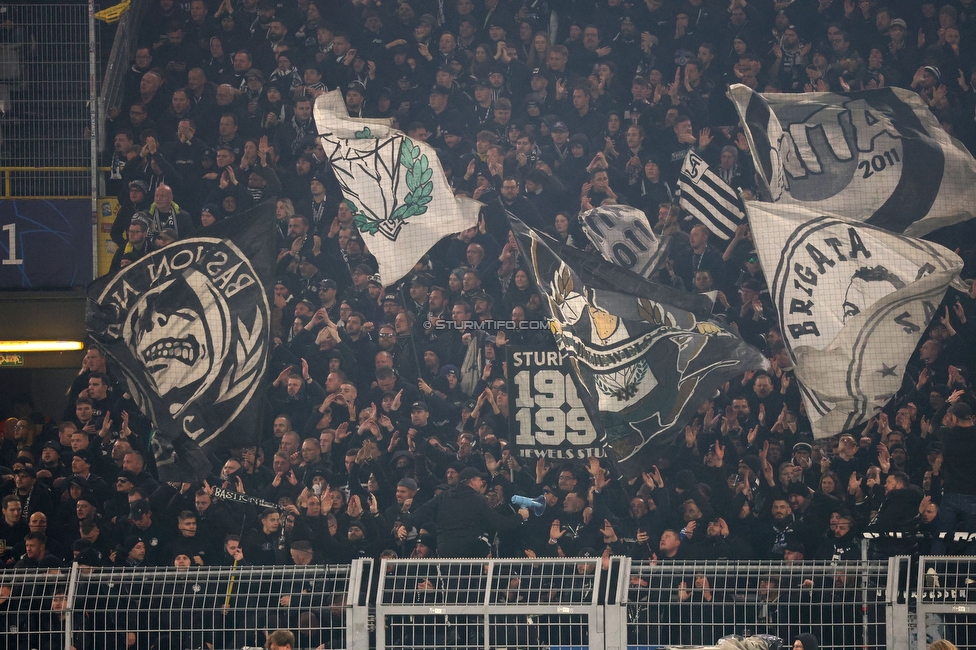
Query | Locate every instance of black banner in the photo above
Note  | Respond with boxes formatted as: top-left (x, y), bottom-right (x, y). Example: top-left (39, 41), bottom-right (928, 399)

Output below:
top-left (212, 486), bottom-right (283, 511)
top-left (86, 202), bottom-right (277, 482)
top-left (510, 218), bottom-right (766, 478)
top-left (508, 345), bottom-right (602, 460)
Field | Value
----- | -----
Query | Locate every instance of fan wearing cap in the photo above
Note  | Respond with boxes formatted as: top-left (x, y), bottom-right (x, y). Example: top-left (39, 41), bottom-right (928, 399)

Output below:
top-left (344, 80), bottom-right (367, 117)
top-left (119, 498), bottom-right (169, 566)
top-left (396, 466), bottom-right (528, 557)
top-left (303, 172), bottom-right (337, 236)
top-left (406, 400), bottom-right (456, 443)
top-left (333, 507), bottom-right (385, 564)
top-left (111, 179), bottom-right (152, 248)
top-left (69, 450), bottom-right (112, 505)
top-left (383, 477), bottom-right (420, 540)
top-left (930, 401), bottom-right (976, 553)
top-left (416, 84), bottom-right (463, 145)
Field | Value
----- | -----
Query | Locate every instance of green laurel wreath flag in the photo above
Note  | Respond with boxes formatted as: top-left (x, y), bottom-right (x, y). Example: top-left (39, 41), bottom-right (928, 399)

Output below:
top-left (352, 138), bottom-right (433, 236)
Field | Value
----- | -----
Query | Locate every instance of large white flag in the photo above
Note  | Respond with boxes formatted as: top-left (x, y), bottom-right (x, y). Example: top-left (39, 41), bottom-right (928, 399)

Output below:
top-left (314, 91), bottom-right (480, 283)
top-left (746, 201), bottom-right (962, 437)
top-left (729, 85), bottom-right (976, 237)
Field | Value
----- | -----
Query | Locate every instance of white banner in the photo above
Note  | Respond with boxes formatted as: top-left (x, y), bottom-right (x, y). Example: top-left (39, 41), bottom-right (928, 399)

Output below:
top-left (746, 201), bottom-right (963, 437)
top-left (578, 204), bottom-right (667, 278)
top-left (314, 91), bottom-right (480, 283)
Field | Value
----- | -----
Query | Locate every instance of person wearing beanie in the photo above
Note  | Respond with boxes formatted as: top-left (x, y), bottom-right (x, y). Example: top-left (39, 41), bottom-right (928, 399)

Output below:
top-left (715, 144), bottom-right (750, 189)
top-left (794, 632), bottom-right (819, 650)
top-left (115, 535), bottom-right (147, 567)
top-left (333, 510), bottom-right (384, 563)
top-left (111, 179), bottom-right (152, 247)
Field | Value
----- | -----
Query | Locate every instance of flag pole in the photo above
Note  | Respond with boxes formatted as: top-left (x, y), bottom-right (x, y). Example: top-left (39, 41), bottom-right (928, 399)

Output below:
top-left (399, 281), bottom-right (425, 391)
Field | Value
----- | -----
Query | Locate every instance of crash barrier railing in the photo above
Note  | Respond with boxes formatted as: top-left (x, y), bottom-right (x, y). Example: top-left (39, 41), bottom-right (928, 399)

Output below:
top-left (915, 556), bottom-right (976, 650)
top-left (374, 555), bottom-right (629, 649)
top-left (3, 555), bottom-right (975, 649)
top-left (626, 558), bottom-right (893, 650)
top-left (0, 560), bottom-right (372, 650)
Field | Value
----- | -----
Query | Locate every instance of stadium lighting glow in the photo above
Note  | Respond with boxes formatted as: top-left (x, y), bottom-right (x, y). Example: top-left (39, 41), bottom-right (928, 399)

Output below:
top-left (0, 340), bottom-right (86, 352)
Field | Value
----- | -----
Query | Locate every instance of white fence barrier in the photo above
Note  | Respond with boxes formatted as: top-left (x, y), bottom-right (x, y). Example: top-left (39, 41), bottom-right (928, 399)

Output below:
top-left (3, 556), bottom-right (974, 649)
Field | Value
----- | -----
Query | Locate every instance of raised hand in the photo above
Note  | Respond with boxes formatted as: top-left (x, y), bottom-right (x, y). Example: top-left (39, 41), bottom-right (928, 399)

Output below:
top-left (747, 425), bottom-right (759, 447)
top-left (549, 519), bottom-right (565, 539)
top-left (535, 456), bottom-right (549, 483)
top-left (99, 411), bottom-right (113, 440)
top-left (274, 365), bottom-right (293, 386)
top-left (698, 127), bottom-right (713, 148)
top-left (599, 519), bottom-right (617, 542)
top-left (877, 444), bottom-right (891, 473)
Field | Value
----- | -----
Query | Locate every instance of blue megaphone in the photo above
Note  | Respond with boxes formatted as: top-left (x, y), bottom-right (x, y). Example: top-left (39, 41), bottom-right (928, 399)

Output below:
top-left (511, 494), bottom-right (547, 516)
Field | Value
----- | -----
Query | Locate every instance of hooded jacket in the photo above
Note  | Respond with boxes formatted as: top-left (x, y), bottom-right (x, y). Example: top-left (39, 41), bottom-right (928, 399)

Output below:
top-left (403, 481), bottom-right (523, 557)
top-left (865, 484), bottom-right (922, 559)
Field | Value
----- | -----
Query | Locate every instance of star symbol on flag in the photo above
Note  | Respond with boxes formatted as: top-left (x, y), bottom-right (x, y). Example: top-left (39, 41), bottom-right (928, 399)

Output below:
top-left (877, 363), bottom-right (898, 378)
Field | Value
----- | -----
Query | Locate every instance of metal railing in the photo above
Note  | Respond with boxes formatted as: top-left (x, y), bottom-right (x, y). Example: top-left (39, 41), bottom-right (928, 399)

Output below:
top-left (3, 556), bottom-right (975, 649)
top-left (625, 558), bottom-right (892, 650)
top-left (0, 166), bottom-right (109, 199)
top-left (375, 556), bottom-right (628, 649)
top-left (915, 556), bottom-right (976, 650)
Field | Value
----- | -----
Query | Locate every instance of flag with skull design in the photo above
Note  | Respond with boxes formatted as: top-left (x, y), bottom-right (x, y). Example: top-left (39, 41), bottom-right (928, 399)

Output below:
top-left (86, 201), bottom-right (277, 482)
top-left (509, 217), bottom-right (766, 478)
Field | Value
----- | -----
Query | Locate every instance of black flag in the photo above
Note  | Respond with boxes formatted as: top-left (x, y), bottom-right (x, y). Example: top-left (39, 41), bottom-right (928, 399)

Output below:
top-left (86, 202), bottom-right (276, 482)
top-left (510, 217), bottom-right (765, 477)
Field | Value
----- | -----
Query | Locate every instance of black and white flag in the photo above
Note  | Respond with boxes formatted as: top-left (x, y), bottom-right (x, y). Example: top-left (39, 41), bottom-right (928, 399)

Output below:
top-left (510, 218), bottom-right (765, 477)
top-left (86, 202), bottom-right (277, 481)
top-left (729, 84), bottom-right (976, 236)
top-left (579, 204), bottom-right (669, 278)
top-left (678, 150), bottom-right (746, 240)
top-left (746, 201), bottom-right (962, 437)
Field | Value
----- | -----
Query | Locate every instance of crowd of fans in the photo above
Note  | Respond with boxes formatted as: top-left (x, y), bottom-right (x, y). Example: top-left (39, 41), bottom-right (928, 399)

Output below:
top-left (3, 0), bottom-right (976, 628)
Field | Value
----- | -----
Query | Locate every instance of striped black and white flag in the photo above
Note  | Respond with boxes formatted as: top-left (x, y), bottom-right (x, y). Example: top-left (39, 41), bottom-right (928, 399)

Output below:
top-left (677, 150), bottom-right (745, 240)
